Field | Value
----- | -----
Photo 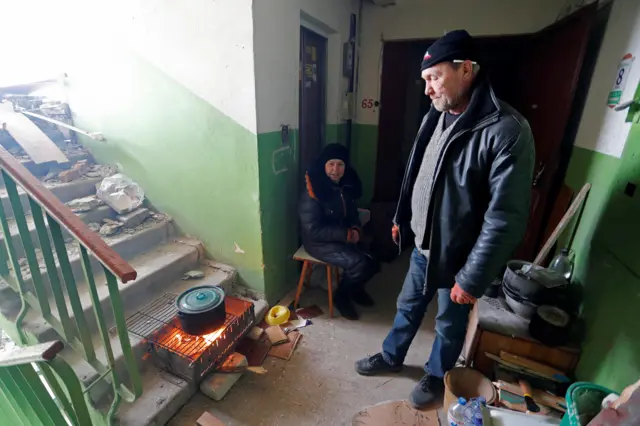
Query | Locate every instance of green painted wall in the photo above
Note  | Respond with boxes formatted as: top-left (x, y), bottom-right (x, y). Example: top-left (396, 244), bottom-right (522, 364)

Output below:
top-left (565, 136), bottom-right (640, 392)
top-left (326, 123), bottom-right (348, 145)
top-left (257, 123), bottom-right (358, 302)
top-left (257, 130), bottom-right (301, 302)
top-left (67, 48), bottom-right (266, 294)
top-left (351, 123), bottom-right (378, 206)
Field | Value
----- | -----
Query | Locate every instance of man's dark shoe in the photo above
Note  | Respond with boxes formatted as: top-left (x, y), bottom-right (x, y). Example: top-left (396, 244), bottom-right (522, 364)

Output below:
top-left (409, 374), bottom-right (445, 409)
top-left (350, 286), bottom-right (375, 307)
top-left (355, 353), bottom-right (402, 376)
top-left (334, 291), bottom-right (359, 320)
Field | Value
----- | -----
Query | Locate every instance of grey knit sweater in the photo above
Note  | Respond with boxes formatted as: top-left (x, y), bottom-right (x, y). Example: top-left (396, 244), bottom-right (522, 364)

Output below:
top-left (411, 113), bottom-right (456, 254)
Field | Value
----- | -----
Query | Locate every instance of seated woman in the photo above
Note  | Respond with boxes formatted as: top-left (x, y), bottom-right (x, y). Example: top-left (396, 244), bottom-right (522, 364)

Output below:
top-left (299, 143), bottom-right (378, 320)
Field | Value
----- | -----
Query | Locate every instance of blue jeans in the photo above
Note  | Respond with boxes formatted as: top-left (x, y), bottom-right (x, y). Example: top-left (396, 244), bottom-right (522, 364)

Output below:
top-left (382, 248), bottom-right (472, 379)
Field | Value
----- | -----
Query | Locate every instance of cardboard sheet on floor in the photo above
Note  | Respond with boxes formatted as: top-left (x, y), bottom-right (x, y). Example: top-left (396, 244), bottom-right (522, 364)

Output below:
top-left (351, 400), bottom-right (440, 425)
top-left (0, 102), bottom-right (68, 164)
top-left (296, 305), bottom-right (323, 319)
top-left (235, 336), bottom-right (271, 367)
top-left (268, 331), bottom-right (301, 360)
top-left (265, 325), bottom-right (288, 345)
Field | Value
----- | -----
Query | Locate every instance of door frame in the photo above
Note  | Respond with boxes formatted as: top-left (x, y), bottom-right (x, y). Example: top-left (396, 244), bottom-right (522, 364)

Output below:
top-left (372, 4), bottom-right (599, 260)
top-left (298, 24), bottom-right (328, 180)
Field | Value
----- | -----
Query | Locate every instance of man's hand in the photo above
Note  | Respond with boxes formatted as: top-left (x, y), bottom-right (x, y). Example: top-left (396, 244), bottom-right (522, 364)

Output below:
top-left (392, 225), bottom-right (400, 245)
top-left (450, 283), bottom-right (477, 304)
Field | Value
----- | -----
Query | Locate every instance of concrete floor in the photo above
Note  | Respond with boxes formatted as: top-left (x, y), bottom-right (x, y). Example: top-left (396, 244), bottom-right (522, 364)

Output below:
top-left (169, 251), bottom-right (446, 426)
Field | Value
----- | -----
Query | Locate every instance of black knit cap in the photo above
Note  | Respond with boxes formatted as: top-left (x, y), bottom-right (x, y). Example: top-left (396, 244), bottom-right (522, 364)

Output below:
top-left (318, 143), bottom-right (349, 166)
top-left (421, 30), bottom-right (478, 71)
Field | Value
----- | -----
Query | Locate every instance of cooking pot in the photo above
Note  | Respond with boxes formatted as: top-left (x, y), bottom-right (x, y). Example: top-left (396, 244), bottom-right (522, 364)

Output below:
top-left (529, 305), bottom-right (571, 347)
top-left (176, 285), bottom-right (226, 335)
top-left (503, 260), bottom-right (547, 304)
top-left (503, 284), bottom-right (539, 320)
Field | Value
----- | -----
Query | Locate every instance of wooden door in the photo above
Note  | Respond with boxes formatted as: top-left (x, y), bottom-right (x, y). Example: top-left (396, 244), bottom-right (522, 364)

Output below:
top-left (373, 42), bottom-right (414, 202)
top-left (513, 3), bottom-right (597, 260)
top-left (299, 27), bottom-right (327, 178)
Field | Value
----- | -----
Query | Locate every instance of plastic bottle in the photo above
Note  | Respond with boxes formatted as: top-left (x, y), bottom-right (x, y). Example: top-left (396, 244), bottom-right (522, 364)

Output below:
top-left (447, 397), bottom-right (467, 426)
top-left (548, 248), bottom-right (575, 281)
top-left (462, 397), bottom-right (486, 425)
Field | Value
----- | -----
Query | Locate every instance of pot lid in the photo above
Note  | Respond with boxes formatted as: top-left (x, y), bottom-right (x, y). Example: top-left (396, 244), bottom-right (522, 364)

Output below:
top-left (176, 285), bottom-right (225, 314)
top-left (537, 305), bottom-right (570, 327)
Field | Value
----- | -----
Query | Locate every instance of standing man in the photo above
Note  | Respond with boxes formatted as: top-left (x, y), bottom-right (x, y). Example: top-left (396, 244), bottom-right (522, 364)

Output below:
top-left (355, 30), bottom-right (535, 409)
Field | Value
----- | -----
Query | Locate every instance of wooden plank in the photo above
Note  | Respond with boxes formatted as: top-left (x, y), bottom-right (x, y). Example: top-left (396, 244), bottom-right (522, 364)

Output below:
top-left (267, 331), bottom-right (302, 360)
top-left (462, 304), bottom-right (481, 366)
top-left (484, 352), bottom-right (561, 382)
top-left (0, 102), bottom-right (68, 164)
top-left (495, 380), bottom-right (566, 411)
top-left (533, 183), bottom-right (591, 265)
top-left (499, 351), bottom-right (570, 381)
top-left (473, 331), bottom-right (580, 378)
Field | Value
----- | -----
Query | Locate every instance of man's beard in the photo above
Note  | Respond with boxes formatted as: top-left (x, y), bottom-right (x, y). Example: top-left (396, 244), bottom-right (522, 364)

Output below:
top-left (431, 90), bottom-right (464, 112)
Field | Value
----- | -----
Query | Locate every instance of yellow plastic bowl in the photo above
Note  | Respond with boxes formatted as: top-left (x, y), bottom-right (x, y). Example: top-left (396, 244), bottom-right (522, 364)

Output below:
top-left (265, 305), bottom-right (290, 326)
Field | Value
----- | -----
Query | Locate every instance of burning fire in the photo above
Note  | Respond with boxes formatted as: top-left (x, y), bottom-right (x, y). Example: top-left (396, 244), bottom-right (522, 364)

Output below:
top-left (202, 328), bottom-right (224, 343)
top-left (168, 326), bottom-right (226, 359)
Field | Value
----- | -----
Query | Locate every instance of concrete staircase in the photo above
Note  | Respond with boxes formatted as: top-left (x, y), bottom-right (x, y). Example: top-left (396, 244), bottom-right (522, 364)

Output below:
top-left (0, 156), bottom-right (262, 425)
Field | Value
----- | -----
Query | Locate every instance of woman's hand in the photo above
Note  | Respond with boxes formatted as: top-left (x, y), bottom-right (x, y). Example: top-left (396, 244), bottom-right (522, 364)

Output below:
top-left (348, 228), bottom-right (361, 244)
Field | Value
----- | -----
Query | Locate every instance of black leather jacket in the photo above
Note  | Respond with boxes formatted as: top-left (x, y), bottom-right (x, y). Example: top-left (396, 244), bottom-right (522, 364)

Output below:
top-left (394, 75), bottom-right (535, 298)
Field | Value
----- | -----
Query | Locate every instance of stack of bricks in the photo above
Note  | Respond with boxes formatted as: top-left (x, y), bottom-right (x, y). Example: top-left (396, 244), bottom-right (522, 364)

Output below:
top-left (199, 353), bottom-right (247, 401)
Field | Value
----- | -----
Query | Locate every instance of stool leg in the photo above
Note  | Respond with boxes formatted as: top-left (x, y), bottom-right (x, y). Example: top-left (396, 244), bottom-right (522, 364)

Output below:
top-left (326, 265), bottom-right (334, 318)
top-left (294, 261), bottom-right (310, 309)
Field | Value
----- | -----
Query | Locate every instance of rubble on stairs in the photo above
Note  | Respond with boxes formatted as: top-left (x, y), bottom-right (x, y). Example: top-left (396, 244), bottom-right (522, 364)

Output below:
top-left (99, 219), bottom-right (123, 237)
top-left (59, 165), bottom-right (165, 239)
top-left (67, 195), bottom-right (104, 213)
top-left (43, 161), bottom-right (117, 184)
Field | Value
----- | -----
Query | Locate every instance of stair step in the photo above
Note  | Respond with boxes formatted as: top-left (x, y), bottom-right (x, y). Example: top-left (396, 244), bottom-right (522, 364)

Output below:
top-left (52, 261), bottom-right (237, 410)
top-left (0, 219), bottom-right (176, 315)
top-left (115, 366), bottom-right (196, 426)
top-left (76, 204), bottom-right (118, 224)
top-left (0, 151), bottom-right (94, 189)
top-left (0, 205), bottom-right (118, 259)
top-left (46, 240), bottom-right (202, 339)
top-left (0, 177), bottom-right (102, 218)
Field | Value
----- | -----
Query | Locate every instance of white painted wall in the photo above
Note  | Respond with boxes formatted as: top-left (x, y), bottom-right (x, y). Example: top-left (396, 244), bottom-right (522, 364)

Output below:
top-left (253, 0), bottom-right (359, 133)
top-left (574, 0), bottom-right (640, 158)
top-left (1, 0), bottom-right (258, 133)
top-left (355, 0), bottom-right (566, 125)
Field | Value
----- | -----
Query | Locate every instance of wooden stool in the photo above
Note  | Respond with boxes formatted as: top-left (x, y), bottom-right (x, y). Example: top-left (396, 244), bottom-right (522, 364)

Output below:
top-left (293, 246), bottom-right (340, 318)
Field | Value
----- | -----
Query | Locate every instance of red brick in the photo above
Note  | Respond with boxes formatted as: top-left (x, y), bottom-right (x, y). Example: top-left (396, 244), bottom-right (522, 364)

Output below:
top-left (196, 411), bottom-right (225, 426)
top-left (58, 169), bottom-right (80, 183)
top-left (71, 159), bottom-right (90, 175)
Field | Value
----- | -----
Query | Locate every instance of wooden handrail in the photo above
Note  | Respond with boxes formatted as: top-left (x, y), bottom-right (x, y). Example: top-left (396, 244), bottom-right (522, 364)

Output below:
top-left (0, 147), bottom-right (137, 283)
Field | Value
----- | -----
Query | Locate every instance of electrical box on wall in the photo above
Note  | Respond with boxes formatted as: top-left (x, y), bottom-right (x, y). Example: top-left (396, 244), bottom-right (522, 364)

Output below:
top-left (342, 93), bottom-right (355, 120)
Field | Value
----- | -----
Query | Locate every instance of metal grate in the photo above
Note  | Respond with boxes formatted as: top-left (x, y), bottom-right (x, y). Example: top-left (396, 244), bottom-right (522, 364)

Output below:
top-left (112, 293), bottom-right (179, 339)
top-left (118, 292), bottom-right (255, 382)
top-left (154, 313), bottom-right (236, 362)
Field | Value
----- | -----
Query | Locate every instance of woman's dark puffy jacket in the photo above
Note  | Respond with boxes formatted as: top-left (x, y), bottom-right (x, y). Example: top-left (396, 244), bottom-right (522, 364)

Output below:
top-left (299, 156), bottom-right (362, 251)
